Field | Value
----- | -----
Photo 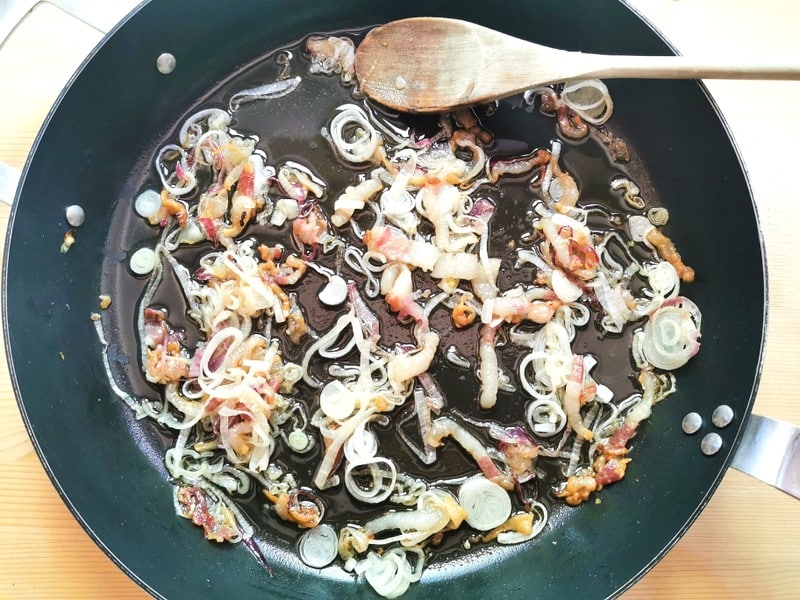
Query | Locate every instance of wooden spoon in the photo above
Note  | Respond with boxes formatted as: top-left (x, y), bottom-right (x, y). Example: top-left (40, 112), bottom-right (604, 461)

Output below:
top-left (354, 17), bottom-right (800, 113)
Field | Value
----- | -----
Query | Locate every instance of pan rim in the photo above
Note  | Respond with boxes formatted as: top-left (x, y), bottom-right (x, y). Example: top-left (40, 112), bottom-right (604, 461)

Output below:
top-left (1, 1), bottom-right (769, 598)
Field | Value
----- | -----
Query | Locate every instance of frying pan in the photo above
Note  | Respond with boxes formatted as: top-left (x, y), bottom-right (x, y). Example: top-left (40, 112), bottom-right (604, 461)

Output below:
top-left (0, 0), bottom-right (783, 598)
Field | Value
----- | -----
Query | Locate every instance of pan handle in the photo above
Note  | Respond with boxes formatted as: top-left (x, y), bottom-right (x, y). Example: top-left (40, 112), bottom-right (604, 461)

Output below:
top-left (731, 414), bottom-right (800, 500)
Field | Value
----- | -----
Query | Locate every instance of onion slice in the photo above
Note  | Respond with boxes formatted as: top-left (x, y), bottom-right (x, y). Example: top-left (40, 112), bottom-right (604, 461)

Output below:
top-left (640, 296), bottom-right (702, 370)
top-left (561, 79), bottom-right (614, 125)
top-left (319, 379), bottom-right (356, 420)
top-left (135, 189), bottom-right (162, 218)
top-left (130, 247), bottom-right (158, 275)
top-left (458, 476), bottom-right (512, 531)
top-left (551, 268), bottom-right (582, 303)
top-left (297, 523), bottom-right (338, 568)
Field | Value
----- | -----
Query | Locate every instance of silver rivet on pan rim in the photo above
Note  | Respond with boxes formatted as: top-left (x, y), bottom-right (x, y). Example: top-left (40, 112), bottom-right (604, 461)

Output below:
top-left (65, 204), bottom-right (85, 227)
top-left (700, 432), bottom-right (723, 456)
top-left (156, 52), bottom-right (177, 74)
top-left (681, 412), bottom-right (703, 434)
top-left (712, 404), bottom-right (734, 428)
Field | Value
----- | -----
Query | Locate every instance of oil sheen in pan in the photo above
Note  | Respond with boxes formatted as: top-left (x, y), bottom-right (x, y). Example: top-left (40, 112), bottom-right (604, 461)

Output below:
top-left (99, 32), bottom-right (656, 568)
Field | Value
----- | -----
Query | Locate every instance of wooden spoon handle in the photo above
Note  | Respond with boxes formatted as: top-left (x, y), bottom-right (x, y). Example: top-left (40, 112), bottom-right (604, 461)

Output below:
top-left (356, 17), bottom-right (800, 113)
top-left (565, 52), bottom-right (800, 82)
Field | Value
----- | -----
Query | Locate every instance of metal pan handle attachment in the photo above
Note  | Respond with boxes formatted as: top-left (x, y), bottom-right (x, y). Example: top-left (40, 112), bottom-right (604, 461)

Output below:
top-left (732, 414), bottom-right (800, 499)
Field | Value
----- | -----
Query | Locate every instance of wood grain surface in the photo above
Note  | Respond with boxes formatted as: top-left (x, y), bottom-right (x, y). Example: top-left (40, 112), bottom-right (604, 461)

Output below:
top-left (0, 1), bottom-right (797, 598)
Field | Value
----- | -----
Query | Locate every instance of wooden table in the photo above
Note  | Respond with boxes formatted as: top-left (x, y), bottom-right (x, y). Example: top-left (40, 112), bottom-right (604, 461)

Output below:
top-left (0, 1), bottom-right (798, 598)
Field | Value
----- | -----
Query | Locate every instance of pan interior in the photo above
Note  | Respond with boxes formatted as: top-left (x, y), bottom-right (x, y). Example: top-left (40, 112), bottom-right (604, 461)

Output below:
top-left (3, 1), bottom-right (765, 599)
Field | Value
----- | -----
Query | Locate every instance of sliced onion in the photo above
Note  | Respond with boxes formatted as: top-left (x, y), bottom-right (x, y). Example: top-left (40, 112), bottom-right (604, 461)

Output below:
top-left (431, 252), bottom-right (479, 280)
top-left (178, 108), bottom-right (230, 147)
top-left (551, 268), bottom-right (582, 303)
top-left (301, 312), bottom-right (354, 387)
top-left (297, 523), bottom-right (338, 568)
top-left (319, 379), bottom-right (356, 420)
top-left (287, 429), bottom-right (312, 453)
top-left (319, 275), bottom-right (348, 306)
top-left (412, 385), bottom-right (440, 464)
top-left (328, 104), bottom-right (379, 164)
top-left (229, 76), bottom-right (301, 111)
top-left (344, 458), bottom-right (397, 504)
top-left (381, 189), bottom-right (415, 216)
top-left (407, 239), bottom-right (441, 272)
top-left (526, 397), bottom-right (567, 436)
top-left (496, 501), bottom-right (548, 544)
top-left (155, 144), bottom-right (196, 196)
top-left (516, 248), bottom-right (551, 273)
top-left (610, 177), bottom-right (644, 209)
top-left (176, 219), bottom-right (207, 245)
top-left (356, 548), bottom-right (421, 599)
top-left (130, 247), bottom-right (158, 275)
top-left (561, 79), bottom-right (614, 125)
top-left (381, 151), bottom-right (417, 215)
top-left (643, 261), bottom-right (679, 301)
top-left (445, 345), bottom-right (471, 369)
top-left (640, 297), bottom-right (702, 370)
top-left (591, 275), bottom-right (631, 333)
top-left (628, 215), bottom-right (654, 243)
top-left (344, 421), bottom-right (379, 462)
top-left (458, 476), bottom-right (512, 531)
top-left (135, 189), bottom-right (162, 218)
top-left (270, 198), bottom-right (299, 226)
top-left (595, 384), bottom-right (614, 403)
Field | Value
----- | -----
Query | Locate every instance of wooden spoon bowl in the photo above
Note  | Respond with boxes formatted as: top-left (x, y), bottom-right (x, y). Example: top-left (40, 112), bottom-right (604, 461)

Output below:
top-left (355, 17), bottom-right (800, 113)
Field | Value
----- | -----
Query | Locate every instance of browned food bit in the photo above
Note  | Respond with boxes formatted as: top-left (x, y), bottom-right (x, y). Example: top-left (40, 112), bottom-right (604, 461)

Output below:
top-left (285, 295), bottom-right (308, 344)
top-left (487, 148), bottom-right (550, 184)
top-left (646, 227), bottom-right (696, 283)
top-left (306, 35), bottom-right (356, 83)
top-left (556, 472), bottom-right (598, 506)
top-left (146, 343), bottom-right (190, 385)
top-left (451, 296), bottom-right (477, 328)
top-left (452, 109), bottom-right (493, 146)
top-left (498, 428), bottom-right (539, 480)
top-left (556, 104), bottom-right (589, 139)
top-left (222, 161), bottom-right (260, 238)
top-left (482, 512), bottom-right (534, 543)
top-left (532, 86), bottom-right (560, 113)
top-left (258, 245), bottom-right (308, 286)
top-left (177, 486), bottom-right (241, 542)
top-left (143, 308), bottom-right (190, 384)
top-left (594, 456), bottom-right (632, 486)
top-left (596, 127), bottom-right (632, 163)
top-left (264, 488), bottom-right (324, 528)
top-left (60, 229), bottom-right (75, 253)
top-left (292, 204), bottom-right (329, 258)
top-left (159, 193), bottom-right (189, 228)
top-left (98, 294), bottom-right (112, 310)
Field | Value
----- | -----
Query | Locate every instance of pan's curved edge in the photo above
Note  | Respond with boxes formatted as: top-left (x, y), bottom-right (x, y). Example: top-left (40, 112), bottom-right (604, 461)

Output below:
top-left (1, 2), bottom-right (165, 598)
top-left (609, 1), bottom-right (769, 596)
